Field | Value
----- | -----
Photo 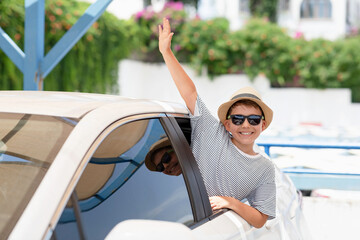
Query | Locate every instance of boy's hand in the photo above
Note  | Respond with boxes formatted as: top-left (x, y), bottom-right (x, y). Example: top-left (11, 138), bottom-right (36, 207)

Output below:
top-left (209, 196), bottom-right (235, 211)
top-left (158, 18), bottom-right (174, 55)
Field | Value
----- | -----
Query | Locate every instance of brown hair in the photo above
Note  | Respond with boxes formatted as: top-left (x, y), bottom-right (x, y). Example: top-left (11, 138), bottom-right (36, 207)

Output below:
top-left (226, 99), bottom-right (264, 118)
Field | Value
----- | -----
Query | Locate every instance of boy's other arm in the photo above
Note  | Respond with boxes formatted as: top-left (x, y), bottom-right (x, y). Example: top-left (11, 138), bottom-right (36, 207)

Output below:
top-left (159, 18), bottom-right (197, 114)
top-left (209, 196), bottom-right (268, 228)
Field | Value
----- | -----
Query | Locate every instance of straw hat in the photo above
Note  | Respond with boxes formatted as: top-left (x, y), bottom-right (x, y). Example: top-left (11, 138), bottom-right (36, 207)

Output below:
top-left (217, 87), bottom-right (273, 130)
top-left (144, 137), bottom-right (171, 171)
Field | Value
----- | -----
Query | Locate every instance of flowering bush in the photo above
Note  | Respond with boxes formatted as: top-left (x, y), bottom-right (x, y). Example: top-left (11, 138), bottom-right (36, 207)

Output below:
top-left (237, 18), bottom-right (296, 86)
top-left (132, 10), bottom-right (360, 102)
top-left (176, 17), bottom-right (230, 74)
top-left (0, 0), bottom-right (133, 93)
top-left (131, 1), bottom-right (187, 62)
top-left (2, 0), bottom-right (360, 102)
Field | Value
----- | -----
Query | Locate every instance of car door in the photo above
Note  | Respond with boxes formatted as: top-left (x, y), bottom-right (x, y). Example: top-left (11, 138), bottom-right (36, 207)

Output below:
top-left (49, 113), bottom-right (212, 239)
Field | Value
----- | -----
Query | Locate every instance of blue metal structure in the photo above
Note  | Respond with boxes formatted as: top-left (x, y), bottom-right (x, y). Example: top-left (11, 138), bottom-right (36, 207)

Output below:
top-left (0, 0), bottom-right (113, 90)
top-left (257, 142), bottom-right (360, 191)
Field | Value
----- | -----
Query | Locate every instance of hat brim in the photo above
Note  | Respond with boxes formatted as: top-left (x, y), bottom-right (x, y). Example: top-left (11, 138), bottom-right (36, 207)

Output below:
top-left (144, 138), bottom-right (171, 171)
top-left (217, 97), bottom-right (273, 130)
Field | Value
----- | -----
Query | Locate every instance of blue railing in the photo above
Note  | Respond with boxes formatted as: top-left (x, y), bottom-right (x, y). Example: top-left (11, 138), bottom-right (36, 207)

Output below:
top-left (257, 142), bottom-right (360, 191)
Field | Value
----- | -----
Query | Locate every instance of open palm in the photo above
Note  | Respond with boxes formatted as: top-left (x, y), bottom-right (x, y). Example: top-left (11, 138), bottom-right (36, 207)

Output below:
top-left (158, 18), bottom-right (174, 54)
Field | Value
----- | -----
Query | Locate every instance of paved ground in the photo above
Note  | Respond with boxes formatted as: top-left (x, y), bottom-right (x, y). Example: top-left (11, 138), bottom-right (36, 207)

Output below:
top-left (302, 196), bottom-right (360, 240)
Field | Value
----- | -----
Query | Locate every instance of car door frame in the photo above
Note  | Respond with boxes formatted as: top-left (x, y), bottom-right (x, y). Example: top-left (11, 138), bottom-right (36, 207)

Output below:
top-left (161, 115), bottom-right (213, 222)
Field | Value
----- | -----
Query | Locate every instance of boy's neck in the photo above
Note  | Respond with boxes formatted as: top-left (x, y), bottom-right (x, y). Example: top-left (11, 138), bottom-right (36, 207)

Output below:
top-left (231, 139), bottom-right (257, 156)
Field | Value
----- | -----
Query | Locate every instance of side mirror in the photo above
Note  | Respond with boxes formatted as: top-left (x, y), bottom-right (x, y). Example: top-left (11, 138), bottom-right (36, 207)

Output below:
top-left (105, 219), bottom-right (198, 240)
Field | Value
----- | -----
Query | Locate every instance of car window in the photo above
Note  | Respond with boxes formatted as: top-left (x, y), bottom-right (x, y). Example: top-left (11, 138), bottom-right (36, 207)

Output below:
top-left (53, 118), bottom-right (194, 240)
top-left (0, 113), bottom-right (76, 239)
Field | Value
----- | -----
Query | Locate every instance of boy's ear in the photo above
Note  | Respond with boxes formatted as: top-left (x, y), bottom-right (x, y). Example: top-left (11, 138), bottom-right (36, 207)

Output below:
top-left (224, 119), bottom-right (231, 131)
top-left (261, 120), bottom-right (266, 131)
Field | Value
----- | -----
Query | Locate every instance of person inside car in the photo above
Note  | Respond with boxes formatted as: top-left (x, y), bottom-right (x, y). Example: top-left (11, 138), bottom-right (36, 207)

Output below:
top-left (145, 137), bottom-right (182, 176)
top-left (158, 18), bottom-right (276, 228)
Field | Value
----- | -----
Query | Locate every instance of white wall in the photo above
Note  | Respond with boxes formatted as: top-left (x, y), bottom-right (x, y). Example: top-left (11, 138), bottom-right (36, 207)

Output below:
top-left (295, 0), bottom-right (346, 40)
top-left (207, 0), bottom-right (354, 40)
top-left (82, 0), bottom-right (143, 19)
top-left (118, 59), bottom-right (360, 129)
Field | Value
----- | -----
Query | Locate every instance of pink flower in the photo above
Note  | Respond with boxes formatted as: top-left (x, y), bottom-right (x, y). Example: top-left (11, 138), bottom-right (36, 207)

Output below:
top-left (294, 31), bottom-right (303, 39)
top-left (350, 27), bottom-right (358, 35)
top-left (174, 44), bottom-right (181, 51)
top-left (144, 10), bottom-right (155, 20)
top-left (164, 1), bottom-right (184, 11)
top-left (135, 10), bottom-right (145, 20)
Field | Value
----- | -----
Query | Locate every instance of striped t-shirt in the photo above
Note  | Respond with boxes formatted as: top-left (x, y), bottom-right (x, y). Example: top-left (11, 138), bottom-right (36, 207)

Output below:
top-left (190, 97), bottom-right (276, 219)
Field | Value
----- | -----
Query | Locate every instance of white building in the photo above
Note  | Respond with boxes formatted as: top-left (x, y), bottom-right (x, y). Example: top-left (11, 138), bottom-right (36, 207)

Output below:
top-left (199, 0), bottom-right (360, 40)
top-left (98, 0), bottom-right (360, 40)
top-left (277, 0), bottom-right (360, 40)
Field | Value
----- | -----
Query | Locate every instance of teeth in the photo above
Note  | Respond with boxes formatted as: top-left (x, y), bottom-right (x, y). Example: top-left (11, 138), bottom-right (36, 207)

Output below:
top-left (241, 132), bottom-right (252, 135)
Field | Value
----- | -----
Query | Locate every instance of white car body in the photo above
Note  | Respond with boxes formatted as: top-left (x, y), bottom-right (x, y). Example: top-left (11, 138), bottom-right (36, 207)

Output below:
top-left (0, 91), bottom-right (311, 240)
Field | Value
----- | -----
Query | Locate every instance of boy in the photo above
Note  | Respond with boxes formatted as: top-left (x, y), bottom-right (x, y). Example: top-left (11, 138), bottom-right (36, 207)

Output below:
top-left (158, 18), bottom-right (276, 228)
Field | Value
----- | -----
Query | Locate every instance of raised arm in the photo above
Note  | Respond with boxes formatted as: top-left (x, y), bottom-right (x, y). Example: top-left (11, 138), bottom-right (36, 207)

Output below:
top-left (159, 18), bottom-right (197, 114)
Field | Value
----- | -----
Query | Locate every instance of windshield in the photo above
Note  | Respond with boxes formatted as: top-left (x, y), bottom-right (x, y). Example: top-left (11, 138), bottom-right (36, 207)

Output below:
top-left (0, 113), bottom-right (76, 239)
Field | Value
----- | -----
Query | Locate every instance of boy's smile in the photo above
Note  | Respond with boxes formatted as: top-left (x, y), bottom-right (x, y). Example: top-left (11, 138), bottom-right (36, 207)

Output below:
top-left (224, 104), bottom-right (266, 155)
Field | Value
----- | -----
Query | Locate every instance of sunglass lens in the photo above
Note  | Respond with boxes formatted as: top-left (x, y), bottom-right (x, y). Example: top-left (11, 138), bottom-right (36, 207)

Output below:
top-left (248, 115), bottom-right (261, 125)
top-left (156, 164), bottom-right (164, 172)
top-left (161, 152), bottom-right (171, 164)
top-left (230, 115), bottom-right (262, 126)
top-left (231, 115), bottom-right (245, 125)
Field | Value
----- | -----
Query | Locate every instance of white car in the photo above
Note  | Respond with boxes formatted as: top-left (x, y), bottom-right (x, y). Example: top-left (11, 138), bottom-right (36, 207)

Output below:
top-left (0, 91), bottom-right (311, 240)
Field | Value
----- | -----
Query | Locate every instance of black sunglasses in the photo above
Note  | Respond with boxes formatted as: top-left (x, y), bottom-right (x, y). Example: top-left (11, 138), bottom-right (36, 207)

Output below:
top-left (155, 149), bottom-right (174, 172)
top-left (228, 114), bottom-right (264, 126)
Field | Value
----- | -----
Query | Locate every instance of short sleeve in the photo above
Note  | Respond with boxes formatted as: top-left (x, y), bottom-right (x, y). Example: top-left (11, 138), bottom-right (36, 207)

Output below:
top-left (189, 96), bottom-right (224, 141)
top-left (247, 180), bottom-right (276, 220)
top-left (189, 96), bottom-right (216, 120)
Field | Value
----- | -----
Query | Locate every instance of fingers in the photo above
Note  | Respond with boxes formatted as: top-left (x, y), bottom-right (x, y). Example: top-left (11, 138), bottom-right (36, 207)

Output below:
top-left (163, 18), bottom-right (171, 34)
top-left (158, 18), bottom-right (174, 54)
top-left (159, 18), bottom-right (172, 37)
top-left (210, 202), bottom-right (219, 210)
top-left (158, 24), bottom-right (163, 35)
top-left (168, 32), bottom-right (174, 41)
top-left (209, 196), bottom-right (233, 211)
top-left (209, 196), bottom-right (221, 210)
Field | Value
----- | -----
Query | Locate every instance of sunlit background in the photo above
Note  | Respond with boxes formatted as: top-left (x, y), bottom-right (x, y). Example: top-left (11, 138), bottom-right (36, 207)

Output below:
top-left (1, 1), bottom-right (360, 239)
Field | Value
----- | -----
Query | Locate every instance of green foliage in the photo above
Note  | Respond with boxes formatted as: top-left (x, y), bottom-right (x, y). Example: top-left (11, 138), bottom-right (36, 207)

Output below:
top-left (134, 5), bottom-right (360, 102)
top-left (325, 37), bottom-right (360, 101)
top-left (144, 0), bottom-right (199, 9)
top-left (292, 36), bottom-right (360, 102)
top-left (2, 1), bottom-right (360, 102)
top-left (239, 18), bottom-right (295, 86)
top-left (295, 39), bottom-right (340, 88)
top-left (131, 1), bottom-right (187, 62)
top-left (0, 0), bottom-right (24, 90)
top-left (249, 0), bottom-right (278, 22)
top-left (176, 18), bottom-right (230, 75)
top-left (0, 0), bottom-right (133, 93)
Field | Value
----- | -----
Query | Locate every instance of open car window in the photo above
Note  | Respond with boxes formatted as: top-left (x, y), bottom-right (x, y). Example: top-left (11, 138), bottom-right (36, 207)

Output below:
top-left (54, 118), bottom-right (194, 240)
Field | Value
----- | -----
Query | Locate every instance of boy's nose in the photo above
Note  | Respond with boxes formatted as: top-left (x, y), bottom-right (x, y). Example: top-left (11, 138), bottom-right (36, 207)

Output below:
top-left (242, 118), bottom-right (251, 127)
